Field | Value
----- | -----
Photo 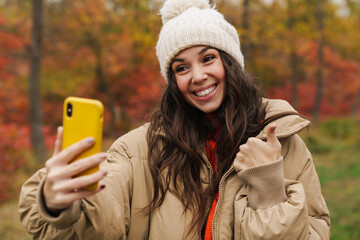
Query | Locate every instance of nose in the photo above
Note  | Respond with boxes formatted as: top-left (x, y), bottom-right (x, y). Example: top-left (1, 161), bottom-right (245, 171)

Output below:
top-left (192, 65), bottom-right (207, 83)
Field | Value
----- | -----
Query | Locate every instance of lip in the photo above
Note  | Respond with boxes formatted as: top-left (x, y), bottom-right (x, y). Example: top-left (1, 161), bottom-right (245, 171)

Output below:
top-left (192, 83), bottom-right (218, 102)
top-left (193, 83), bottom-right (217, 93)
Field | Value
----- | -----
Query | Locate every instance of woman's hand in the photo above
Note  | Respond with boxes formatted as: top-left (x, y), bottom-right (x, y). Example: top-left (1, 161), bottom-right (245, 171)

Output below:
top-left (233, 123), bottom-right (281, 171)
top-left (43, 127), bottom-right (108, 213)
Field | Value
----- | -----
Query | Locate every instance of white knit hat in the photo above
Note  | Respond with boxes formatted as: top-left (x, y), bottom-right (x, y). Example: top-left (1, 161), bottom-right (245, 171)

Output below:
top-left (156, 0), bottom-right (245, 82)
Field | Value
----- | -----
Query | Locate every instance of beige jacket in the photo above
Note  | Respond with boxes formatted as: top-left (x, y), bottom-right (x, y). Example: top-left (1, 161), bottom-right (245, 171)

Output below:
top-left (18, 99), bottom-right (330, 239)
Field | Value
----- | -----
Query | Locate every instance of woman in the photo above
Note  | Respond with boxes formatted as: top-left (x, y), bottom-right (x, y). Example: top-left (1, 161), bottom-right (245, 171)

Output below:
top-left (18, 0), bottom-right (330, 239)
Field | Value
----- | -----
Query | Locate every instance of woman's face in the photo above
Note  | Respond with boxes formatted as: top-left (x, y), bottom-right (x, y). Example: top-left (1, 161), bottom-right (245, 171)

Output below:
top-left (171, 46), bottom-right (226, 113)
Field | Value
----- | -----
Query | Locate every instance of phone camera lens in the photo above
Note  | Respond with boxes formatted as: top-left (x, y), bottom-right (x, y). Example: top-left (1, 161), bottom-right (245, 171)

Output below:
top-left (67, 103), bottom-right (73, 117)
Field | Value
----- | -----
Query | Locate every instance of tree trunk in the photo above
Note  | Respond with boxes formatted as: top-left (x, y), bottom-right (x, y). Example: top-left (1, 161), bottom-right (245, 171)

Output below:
top-left (312, 0), bottom-right (325, 122)
top-left (241, 0), bottom-right (250, 60)
top-left (290, 51), bottom-right (299, 109)
top-left (93, 40), bottom-right (117, 135)
top-left (351, 86), bottom-right (360, 118)
top-left (287, 0), bottom-right (299, 109)
top-left (29, 0), bottom-right (46, 162)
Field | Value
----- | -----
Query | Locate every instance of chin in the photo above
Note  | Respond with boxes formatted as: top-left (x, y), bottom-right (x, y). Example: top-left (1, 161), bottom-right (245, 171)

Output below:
top-left (198, 105), bottom-right (221, 113)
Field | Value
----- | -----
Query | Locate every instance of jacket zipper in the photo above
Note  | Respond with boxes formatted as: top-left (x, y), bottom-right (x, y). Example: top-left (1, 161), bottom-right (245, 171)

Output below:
top-left (211, 166), bottom-right (234, 240)
top-left (198, 151), bottom-right (214, 240)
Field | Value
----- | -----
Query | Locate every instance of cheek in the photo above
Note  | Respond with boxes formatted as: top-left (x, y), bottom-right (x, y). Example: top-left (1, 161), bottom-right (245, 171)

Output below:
top-left (217, 65), bottom-right (226, 82)
top-left (176, 78), bottom-right (189, 95)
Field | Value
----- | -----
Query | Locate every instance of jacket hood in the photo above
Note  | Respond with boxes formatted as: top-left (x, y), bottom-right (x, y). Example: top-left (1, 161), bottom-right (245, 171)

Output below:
top-left (256, 98), bottom-right (310, 140)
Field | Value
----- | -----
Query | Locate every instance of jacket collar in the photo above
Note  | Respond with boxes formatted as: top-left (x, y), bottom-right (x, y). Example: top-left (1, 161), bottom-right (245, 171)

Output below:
top-left (256, 98), bottom-right (311, 140)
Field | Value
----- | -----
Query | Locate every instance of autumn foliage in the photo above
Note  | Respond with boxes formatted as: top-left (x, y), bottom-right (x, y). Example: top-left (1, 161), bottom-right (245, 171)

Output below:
top-left (0, 0), bottom-right (360, 202)
top-left (267, 40), bottom-right (360, 117)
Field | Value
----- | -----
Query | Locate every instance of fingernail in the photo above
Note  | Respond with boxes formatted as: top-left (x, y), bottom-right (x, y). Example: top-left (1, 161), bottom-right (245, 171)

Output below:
top-left (100, 184), bottom-right (106, 189)
top-left (86, 137), bottom-right (94, 144)
top-left (100, 153), bottom-right (107, 160)
top-left (102, 170), bottom-right (108, 176)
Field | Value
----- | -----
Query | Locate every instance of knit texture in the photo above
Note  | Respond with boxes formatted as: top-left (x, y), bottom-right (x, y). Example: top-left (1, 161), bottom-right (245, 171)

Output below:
top-left (156, 0), bottom-right (244, 82)
top-left (237, 157), bottom-right (288, 210)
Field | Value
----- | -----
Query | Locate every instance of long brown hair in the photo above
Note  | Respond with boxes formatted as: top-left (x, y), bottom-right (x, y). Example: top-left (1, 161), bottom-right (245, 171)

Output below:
top-left (146, 49), bottom-right (267, 232)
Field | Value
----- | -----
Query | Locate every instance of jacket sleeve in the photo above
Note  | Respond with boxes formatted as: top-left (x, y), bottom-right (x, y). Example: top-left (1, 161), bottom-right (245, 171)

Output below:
top-left (234, 134), bottom-right (330, 240)
top-left (18, 143), bottom-right (134, 240)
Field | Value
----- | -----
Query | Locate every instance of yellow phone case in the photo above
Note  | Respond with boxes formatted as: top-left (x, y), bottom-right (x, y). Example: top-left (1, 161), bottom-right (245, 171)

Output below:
top-left (62, 97), bottom-right (104, 191)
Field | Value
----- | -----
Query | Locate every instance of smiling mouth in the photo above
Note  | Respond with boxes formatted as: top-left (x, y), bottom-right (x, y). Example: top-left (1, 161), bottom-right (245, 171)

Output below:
top-left (194, 84), bottom-right (217, 97)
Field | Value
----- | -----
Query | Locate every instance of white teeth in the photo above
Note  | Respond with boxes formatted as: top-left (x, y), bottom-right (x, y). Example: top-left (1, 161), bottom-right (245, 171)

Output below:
top-left (195, 85), bottom-right (216, 97)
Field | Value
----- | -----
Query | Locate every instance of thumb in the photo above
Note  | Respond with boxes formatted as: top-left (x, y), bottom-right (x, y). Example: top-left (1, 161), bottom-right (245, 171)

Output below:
top-left (266, 123), bottom-right (279, 146)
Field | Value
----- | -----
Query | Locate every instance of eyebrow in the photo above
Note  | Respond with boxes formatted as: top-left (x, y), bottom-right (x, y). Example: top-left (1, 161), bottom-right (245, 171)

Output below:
top-left (170, 46), bottom-right (214, 66)
top-left (199, 46), bottom-right (212, 55)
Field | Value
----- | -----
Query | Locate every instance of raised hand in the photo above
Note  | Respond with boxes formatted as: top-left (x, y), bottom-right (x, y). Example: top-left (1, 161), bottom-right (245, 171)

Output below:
top-left (43, 126), bottom-right (108, 213)
top-left (233, 123), bottom-right (281, 172)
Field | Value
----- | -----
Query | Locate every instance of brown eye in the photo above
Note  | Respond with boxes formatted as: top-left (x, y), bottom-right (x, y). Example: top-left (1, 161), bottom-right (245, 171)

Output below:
top-left (203, 55), bottom-right (215, 63)
top-left (176, 65), bottom-right (187, 73)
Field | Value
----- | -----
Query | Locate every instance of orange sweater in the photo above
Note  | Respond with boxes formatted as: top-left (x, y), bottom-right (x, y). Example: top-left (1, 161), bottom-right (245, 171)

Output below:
top-left (203, 138), bottom-right (218, 240)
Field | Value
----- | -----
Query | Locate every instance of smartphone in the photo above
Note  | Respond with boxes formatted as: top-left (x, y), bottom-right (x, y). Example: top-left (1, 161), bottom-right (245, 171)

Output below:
top-left (62, 96), bottom-right (104, 191)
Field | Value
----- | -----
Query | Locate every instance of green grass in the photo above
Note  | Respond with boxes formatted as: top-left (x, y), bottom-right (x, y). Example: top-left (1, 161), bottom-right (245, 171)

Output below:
top-left (314, 152), bottom-right (360, 240)
top-left (301, 118), bottom-right (360, 240)
top-left (0, 201), bottom-right (31, 240)
top-left (1, 118), bottom-right (359, 239)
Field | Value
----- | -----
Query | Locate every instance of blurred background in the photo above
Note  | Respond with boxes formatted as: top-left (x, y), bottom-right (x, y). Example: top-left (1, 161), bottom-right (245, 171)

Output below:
top-left (0, 0), bottom-right (359, 239)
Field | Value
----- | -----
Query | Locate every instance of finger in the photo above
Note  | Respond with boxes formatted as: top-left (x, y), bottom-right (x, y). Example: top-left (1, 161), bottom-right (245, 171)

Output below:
top-left (233, 159), bottom-right (244, 172)
top-left (53, 137), bottom-right (95, 165)
top-left (49, 181), bottom-right (106, 210)
top-left (72, 180), bottom-right (106, 193)
top-left (239, 143), bottom-right (251, 153)
top-left (53, 126), bottom-right (64, 157)
top-left (266, 123), bottom-right (279, 145)
top-left (55, 181), bottom-right (106, 207)
top-left (46, 153), bottom-right (106, 182)
top-left (53, 169), bottom-right (107, 193)
top-left (233, 151), bottom-right (245, 171)
top-left (63, 153), bottom-right (107, 179)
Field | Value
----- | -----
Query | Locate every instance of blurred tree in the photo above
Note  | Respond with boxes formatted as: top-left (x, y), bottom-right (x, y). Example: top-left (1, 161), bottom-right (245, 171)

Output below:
top-left (218, 0), bottom-right (359, 119)
top-left (313, 0), bottom-right (325, 122)
top-left (42, 0), bottom-right (163, 135)
top-left (327, 0), bottom-right (360, 61)
top-left (1, 0), bottom-right (360, 203)
top-left (0, 1), bottom-right (40, 201)
top-left (29, 0), bottom-right (46, 162)
top-left (346, 0), bottom-right (360, 117)
top-left (287, 0), bottom-right (300, 109)
top-left (352, 87), bottom-right (360, 118)
top-left (241, 0), bottom-right (250, 59)
top-left (268, 40), bottom-right (360, 118)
